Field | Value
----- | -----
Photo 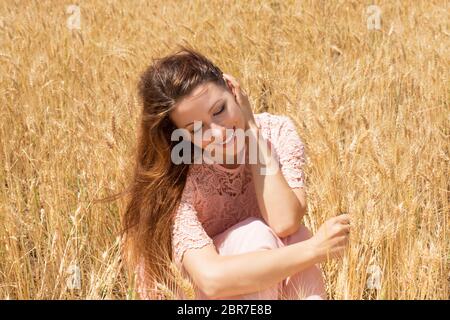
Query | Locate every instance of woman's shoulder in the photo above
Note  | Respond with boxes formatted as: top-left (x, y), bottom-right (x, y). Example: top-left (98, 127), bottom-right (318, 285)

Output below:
top-left (254, 111), bottom-right (290, 126)
top-left (254, 112), bottom-right (291, 139)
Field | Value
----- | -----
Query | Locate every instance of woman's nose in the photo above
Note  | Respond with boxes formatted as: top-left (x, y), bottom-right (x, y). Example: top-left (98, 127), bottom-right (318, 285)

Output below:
top-left (207, 123), bottom-right (226, 144)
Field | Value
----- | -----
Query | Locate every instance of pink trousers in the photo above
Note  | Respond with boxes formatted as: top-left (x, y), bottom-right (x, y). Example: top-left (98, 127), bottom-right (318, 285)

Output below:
top-left (183, 216), bottom-right (327, 300)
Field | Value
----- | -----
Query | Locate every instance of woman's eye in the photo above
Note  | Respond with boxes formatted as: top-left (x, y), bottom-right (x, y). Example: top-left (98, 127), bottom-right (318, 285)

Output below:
top-left (189, 104), bottom-right (225, 133)
top-left (213, 104), bottom-right (225, 116)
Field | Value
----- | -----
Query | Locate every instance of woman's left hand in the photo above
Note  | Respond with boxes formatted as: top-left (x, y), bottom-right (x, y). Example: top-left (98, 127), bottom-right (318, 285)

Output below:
top-left (223, 73), bottom-right (257, 130)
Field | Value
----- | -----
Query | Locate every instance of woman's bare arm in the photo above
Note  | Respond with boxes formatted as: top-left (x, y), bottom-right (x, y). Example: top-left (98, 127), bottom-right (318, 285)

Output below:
top-left (247, 124), bottom-right (306, 237)
top-left (223, 73), bottom-right (305, 237)
top-left (183, 239), bottom-right (318, 299)
top-left (183, 214), bottom-right (350, 299)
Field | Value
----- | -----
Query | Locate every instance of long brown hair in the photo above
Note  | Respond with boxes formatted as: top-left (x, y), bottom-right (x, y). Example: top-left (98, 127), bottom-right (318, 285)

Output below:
top-left (96, 45), bottom-right (227, 299)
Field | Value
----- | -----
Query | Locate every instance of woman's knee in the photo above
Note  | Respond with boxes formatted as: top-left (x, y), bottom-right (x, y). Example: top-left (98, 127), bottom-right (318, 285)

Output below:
top-left (284, 224), bottom-right (313, 245)
top-left (215, 217), bottom-right (283, 254)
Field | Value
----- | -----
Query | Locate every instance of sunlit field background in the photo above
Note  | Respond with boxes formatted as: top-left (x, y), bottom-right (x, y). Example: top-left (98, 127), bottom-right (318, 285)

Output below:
top-left (0, 0), bottom-right (448, 299)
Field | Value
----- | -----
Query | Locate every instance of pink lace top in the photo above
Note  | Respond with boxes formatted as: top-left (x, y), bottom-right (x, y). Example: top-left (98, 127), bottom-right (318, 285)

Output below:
top-left (171, 112), bottom-right (307, 267)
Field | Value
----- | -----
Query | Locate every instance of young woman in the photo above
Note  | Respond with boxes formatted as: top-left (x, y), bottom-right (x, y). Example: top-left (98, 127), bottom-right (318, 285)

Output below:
top-left (120, 46), bottom-right (351, 300)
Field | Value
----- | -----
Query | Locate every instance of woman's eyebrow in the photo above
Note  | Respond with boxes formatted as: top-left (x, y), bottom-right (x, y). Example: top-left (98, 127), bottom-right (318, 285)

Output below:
top-left (183, 98), bottom-right (223, 128)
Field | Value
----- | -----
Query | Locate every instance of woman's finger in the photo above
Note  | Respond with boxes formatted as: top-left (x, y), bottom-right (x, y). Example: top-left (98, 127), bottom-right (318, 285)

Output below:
top-left (335, 213), bottom-right (351, 225)
top-left (338, 224), bottom-right (351, 236)
top-left (223, 73), bottom-right (247, 106)
top-left (223, 73), bottom-right (240, 89)
top-left (223, 73), bottom-right (247, 98)
top-left (223, 74), bottom-right (238, 99)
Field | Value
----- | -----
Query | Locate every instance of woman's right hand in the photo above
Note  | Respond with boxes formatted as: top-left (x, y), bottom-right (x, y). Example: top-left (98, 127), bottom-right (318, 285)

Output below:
top-left (309, 214), bottom-right (351, 262)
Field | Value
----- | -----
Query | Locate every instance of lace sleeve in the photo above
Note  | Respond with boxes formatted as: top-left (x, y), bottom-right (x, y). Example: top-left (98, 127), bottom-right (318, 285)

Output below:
top-left (171, 174), bottom-right (214, 266)
top-left (275, 115), bottom-right (307, 189)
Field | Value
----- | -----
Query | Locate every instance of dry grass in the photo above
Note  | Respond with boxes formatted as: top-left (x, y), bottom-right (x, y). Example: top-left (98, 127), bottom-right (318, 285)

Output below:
top-left (0, 0), bottom-right (448, 299)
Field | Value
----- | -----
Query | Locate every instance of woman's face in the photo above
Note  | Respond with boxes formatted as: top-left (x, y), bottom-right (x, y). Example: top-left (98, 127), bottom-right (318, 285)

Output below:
top-left (169, 80), bottom-right (246, 162)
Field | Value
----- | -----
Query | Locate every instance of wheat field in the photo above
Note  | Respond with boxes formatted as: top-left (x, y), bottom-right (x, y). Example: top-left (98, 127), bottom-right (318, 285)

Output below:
top-left (0, 0), bottom-right (448, 299)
